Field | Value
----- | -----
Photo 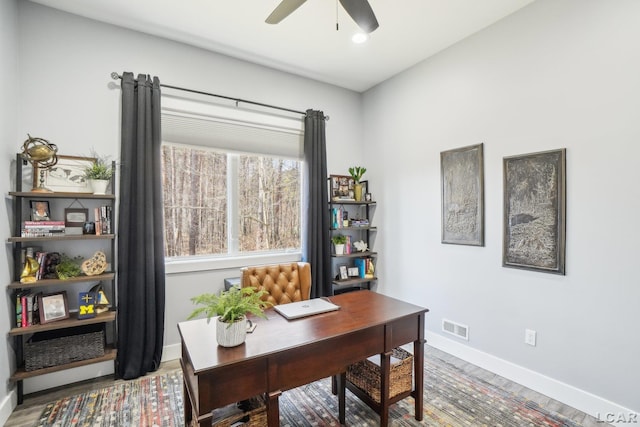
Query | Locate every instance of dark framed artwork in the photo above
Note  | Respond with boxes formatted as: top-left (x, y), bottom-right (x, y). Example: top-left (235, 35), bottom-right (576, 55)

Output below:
top-left (503, 148), bottom-right (566, 274)
top-left (38, 291), bottom-right (70, 324)
top-left (441, 143), bottom-right (484, 246)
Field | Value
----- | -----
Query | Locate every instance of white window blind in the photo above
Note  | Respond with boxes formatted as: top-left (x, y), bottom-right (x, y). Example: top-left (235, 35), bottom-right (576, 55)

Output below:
top-left (162, 94), bottom-right (303, 158)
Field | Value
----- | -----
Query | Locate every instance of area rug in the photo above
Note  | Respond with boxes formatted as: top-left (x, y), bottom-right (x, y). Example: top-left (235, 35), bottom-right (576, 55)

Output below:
top-left (36, 351), bottom-right (589, 427)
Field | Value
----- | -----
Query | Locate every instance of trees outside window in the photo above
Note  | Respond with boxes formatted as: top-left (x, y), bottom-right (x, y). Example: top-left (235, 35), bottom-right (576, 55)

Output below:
top-left (162, 144), bottom-right (301, 258)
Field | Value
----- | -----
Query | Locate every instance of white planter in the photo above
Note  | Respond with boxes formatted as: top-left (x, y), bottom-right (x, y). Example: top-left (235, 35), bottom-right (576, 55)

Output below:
top-left (216, 317), bottom-right (247, 347)
top-left (334, 243), bottom-right (345, 255)
top-left (89, 179), bottom-right (109, 195)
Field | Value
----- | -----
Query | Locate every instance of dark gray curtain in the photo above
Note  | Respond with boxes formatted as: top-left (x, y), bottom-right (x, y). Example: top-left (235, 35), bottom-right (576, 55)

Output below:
top-left (302, 110), bottom-right (332, 297)
top-left (117, 72), bottom-right (165, 379)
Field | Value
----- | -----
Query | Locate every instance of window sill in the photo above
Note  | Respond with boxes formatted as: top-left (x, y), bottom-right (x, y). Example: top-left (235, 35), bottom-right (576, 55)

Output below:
top-left (165, 252), bottom-right (302, 274)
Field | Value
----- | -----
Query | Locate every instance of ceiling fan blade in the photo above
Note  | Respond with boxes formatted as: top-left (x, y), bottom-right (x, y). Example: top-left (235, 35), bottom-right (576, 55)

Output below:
top-left (339, 0), bottom-right (379, 33)
top-left (266, 0), bottom-right (308, 24)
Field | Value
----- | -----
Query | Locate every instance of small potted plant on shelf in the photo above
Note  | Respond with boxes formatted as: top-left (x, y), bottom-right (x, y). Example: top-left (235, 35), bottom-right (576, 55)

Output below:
top-left (188, 286), bottom-right (271, 347)
top-left (84, 155), bottom-right (113, 195)
top-left (348, 166), bottom-right (367, 201)
top-left (332, 234), bottom-right (348, 255)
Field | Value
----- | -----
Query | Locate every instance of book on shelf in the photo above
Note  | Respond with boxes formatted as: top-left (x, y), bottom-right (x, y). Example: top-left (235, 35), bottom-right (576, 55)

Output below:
top-left (94, 205), bottom-right (113, 235)
top-left (15, 291), bottom-right (41, 328)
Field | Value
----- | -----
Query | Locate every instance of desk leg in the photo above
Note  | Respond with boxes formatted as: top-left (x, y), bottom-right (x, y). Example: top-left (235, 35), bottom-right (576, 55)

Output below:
top-left (380, 351), bottom-right (391, 426)
top-left (414, 339), bottom-right (426, 420)
top-left (337, 372), bottom-right (346, 424)
top-left (183, 379), bottom-right (194, 426)
top-left (267, 390), bottom-right (282, 427)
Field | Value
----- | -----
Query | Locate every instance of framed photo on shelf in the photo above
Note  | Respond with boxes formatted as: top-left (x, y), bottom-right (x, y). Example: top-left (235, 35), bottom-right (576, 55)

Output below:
top-left (30, 200), bottom-right (50, 221)
top-left (34, 155), bottom-right (95, 193)
top-left (348, 267), bottom-right (360, 277)
top-left (338, 265), bottom-right (348, 280)
top-left (38, 291), bottom-right (70, 324)
top-left (64, 208), bottom-right (89, 227)
top-left (329, 175), bottom-right (355, 200)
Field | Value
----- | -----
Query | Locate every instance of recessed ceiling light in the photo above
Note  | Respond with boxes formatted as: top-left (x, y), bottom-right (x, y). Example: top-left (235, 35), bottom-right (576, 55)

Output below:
top-left (352, 32), bottom-right (368, 44)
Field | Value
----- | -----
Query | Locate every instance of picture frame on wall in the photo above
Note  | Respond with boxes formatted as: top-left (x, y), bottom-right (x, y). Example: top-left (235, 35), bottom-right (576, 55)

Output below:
top-left (503, 148), bottom-right (566, 274)
top-left (38, 291), bottom-right (70, 324)
top-left (440, 143), bottom-right (485, 246)
top-left (34, 155), bottom-right (95, 193)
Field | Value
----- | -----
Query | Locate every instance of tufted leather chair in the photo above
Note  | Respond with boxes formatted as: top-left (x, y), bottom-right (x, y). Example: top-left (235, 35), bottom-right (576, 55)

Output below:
top-left (241, 262), bottom-right (311, 306)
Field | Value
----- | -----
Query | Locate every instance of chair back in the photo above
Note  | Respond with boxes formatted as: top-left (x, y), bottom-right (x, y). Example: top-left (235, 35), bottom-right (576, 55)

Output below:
top-left (241, 262), bottom-right (311, 305)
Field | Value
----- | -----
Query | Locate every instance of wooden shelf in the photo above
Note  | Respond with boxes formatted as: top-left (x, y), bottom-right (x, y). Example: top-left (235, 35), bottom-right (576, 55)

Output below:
top-left (332, 251), bottom-right (377, 259)
top-left (332, 277), bottom-right (377, 287)
top-left (10, 191), bottom-right (114, 200)
top-left (9, 346), bottom-right (117, 381)
top-left (8, 234), bottom-right (115, 243)
top-left (8, 272), bottom-right (115, 290)
top-left (329, 199), bottom-right (376, 206)
top-left (9, 311), bottom-right (116, 336)
top-left (330, 226), bottom-right (377, 231)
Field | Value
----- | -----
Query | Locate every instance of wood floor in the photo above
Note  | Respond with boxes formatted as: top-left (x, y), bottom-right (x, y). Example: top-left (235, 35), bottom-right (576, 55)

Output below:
top-left (5, 347), bottom-right (606, 426)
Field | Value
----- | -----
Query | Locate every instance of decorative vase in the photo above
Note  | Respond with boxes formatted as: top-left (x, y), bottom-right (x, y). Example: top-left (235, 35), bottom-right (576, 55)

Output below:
top-left (216, 316), bottom-right (247, 347)
top-left (354, 183), bottom-right (363, 201)
top-left (89, 179), bottom-right (109, 195)
top-left (335, 243), bottom-right (345, 255)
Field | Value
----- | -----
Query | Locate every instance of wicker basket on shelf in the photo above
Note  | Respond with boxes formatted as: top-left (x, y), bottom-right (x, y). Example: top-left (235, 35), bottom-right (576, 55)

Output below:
top-left (211, 395), bottom-right (267, 427)
top-left (24, 329), bottom-right (104, 371)
top-left (346, 346), bottom-right (413, 403)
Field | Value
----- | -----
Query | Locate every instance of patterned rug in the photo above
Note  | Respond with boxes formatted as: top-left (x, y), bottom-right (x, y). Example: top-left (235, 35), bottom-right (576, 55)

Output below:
top-left (36, 350), bottom-right (590, 427)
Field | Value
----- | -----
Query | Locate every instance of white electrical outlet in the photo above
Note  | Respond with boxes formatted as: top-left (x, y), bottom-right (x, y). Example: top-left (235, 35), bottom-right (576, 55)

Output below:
top-left (525, 329), bottom-right (537, 346)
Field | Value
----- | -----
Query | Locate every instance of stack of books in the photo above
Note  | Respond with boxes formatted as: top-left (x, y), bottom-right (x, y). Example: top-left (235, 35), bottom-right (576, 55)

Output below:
top-left (21, 221), bottom-right (65, 237)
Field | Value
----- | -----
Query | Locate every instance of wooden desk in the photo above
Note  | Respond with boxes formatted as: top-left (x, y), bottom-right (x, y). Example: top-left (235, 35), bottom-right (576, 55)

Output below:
top-left (178, 290), bottom-right (428, 426)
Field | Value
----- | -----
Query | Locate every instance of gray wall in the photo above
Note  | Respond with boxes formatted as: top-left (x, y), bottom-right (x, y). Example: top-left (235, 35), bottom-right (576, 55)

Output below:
top-left (0, 0), bottom-right (19, 421)
top-left (363, 0), bottom-right (639, 413)
top-left (6, 0), bottom-right (362, 397)
top-left (3, 0), bottom-right (638, 421)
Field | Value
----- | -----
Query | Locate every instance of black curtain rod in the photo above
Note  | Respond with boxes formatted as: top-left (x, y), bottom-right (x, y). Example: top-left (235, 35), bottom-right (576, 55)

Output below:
top-left (110, 72), bottom-right (318, 118)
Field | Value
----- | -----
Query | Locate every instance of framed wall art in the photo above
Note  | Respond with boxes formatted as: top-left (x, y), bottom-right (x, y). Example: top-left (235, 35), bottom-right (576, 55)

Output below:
top-left (503, 148), bottom-right (566, 274)
top-left (34, 155), bottom-right (95, 193)
top-left (441, 143), bottom-right (484, 246)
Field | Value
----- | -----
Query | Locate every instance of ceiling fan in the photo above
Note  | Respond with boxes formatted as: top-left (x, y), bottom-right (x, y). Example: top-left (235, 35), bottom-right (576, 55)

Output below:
top-left (266, 0), bottom-right (379, 34)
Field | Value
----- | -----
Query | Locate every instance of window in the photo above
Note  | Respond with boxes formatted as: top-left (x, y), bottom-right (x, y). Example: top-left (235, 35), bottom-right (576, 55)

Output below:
top-left (160, 94), bottom-right (303, 264)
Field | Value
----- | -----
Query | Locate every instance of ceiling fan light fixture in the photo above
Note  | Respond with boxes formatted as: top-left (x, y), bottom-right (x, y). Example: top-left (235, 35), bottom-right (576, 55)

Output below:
top-left (352, 32), bottom-right (368, 44)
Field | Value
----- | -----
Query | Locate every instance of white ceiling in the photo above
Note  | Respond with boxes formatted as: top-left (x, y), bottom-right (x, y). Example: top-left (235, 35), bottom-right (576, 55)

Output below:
top-left (28, 0), bottom-right (534, 92)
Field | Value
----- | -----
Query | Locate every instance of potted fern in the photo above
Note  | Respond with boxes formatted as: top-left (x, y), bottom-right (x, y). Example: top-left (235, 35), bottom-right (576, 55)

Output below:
top-left (84, 155), bottom-right (113, 195)
top-left (188, 286), bottom-right (271, 347)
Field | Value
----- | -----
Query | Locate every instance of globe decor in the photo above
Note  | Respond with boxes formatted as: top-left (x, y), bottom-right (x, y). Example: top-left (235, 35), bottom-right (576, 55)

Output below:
top-left (21, 134), bottom-right (58, 193)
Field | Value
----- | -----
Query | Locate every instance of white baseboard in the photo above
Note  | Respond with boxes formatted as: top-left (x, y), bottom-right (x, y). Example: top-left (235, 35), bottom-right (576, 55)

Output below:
top-left (0, 391), bottom-right (17, 427)
top-left (162, 343), bottom-right (181, 362)
top-left (426, 332), bottom-right (636, 427)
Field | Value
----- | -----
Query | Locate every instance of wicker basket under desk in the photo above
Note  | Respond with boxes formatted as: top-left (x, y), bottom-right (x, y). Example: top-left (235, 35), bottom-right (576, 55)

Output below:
top-left (210, 395), bottom-right (267, 427)
top-left (346, 347), bottom-right (413, 404)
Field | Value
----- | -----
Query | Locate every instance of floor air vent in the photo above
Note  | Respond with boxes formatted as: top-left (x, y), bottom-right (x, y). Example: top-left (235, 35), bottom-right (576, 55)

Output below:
top-left (442, 319), bottom-right (469, 340)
